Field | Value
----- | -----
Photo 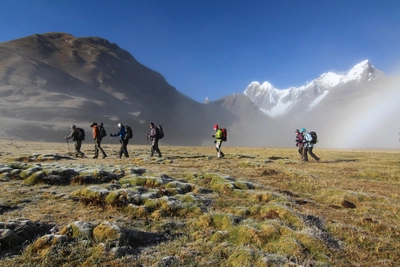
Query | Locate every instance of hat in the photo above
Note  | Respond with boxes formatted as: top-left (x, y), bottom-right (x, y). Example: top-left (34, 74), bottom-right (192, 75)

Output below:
top-left (90, 122), bottom-right (97, 127)
top-left (214, 124), bottom-right (219, 129)
top-left (300, 128), bottom-right (306, 133)
top-left (295, 129), bottom-right (300, 133)
top-left (71, 125), bottom-right (76, 129)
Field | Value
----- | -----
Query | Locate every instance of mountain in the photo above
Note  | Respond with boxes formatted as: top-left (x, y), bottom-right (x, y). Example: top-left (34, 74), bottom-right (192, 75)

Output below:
top-left (0, 32), bottom-right (276, 146)
top-left (243, 60), bottom-right (400, 149)
top-left (244, 60), bottom-right (385, 117)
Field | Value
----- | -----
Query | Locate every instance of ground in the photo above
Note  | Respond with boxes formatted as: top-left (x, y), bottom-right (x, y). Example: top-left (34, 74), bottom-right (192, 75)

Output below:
top-left (0, 139), bottom-right (399, 266)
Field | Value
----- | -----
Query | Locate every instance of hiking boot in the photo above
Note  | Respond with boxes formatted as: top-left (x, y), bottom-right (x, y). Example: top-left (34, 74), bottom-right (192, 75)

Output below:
top-left (92, 156), bottom-right (98, 158)
top-left (80, 153), bottom-right (85, 158)
top-left (221, 153), bottom-right (225, 158)
top-left (102, 155), bottom-right (107, 159)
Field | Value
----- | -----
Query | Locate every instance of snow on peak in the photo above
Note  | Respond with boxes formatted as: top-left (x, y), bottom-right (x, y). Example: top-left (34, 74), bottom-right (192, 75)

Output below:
top-left (260, 81), bottom-right (275, 90)
top-left (342, 59), bottom-right (373, 83)
top-left (316, 72), bottom-right (344, 87)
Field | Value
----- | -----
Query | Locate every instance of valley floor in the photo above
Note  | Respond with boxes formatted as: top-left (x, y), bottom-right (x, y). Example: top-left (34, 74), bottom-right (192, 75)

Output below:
top-left (0, 139), bottom-right (399, 266)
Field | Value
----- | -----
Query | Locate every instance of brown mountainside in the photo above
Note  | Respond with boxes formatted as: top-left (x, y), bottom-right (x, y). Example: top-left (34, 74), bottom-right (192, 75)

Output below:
top-left (0, 32), bottom-right (275, 146)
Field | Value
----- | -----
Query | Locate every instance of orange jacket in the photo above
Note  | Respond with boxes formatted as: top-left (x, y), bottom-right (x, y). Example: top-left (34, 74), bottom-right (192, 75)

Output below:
top-left (92, 125), bottom-right (99, 139)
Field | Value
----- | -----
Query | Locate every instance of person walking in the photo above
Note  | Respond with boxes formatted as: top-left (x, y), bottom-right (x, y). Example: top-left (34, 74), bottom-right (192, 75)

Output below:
top-left (212, 124), bottom-right (225, 158)
top-left (110, 123), bottom-right (129, 158)
top-left (295, 129), bottom-right (304, 159)
top-left (90, 122), bottom-right (107, 159)
top-left (65, 125), bottom-right (85, 158)
top-left (147, 122), bottom-right (162, 157)
top-left (301, 128), bottom-right (320, 162)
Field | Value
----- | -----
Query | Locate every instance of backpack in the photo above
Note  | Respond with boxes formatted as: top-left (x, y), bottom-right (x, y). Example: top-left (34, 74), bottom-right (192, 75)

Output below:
top-left (309, 131), bottom-right (318, 144)
top-left (125, 125), bottom-right (133, 139)
top-left (99, 123), bottom-right (107, 138)
top-left (221, 128), bottom-right (227, 142)
top-left (77, 127), bottom-right (85, 141)
top-left (158, 125), bottom-right (164, 139)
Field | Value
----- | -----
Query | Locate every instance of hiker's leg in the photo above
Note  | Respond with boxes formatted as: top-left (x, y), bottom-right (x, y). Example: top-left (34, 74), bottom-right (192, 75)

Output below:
top-left (309, 147), bottom-right (319, 161)
top-left (122, 140), bottom-right (129, 158)
top-left (216, 141), bottom-right (222, 157)
top-left (298, 144), bottom-right (303, 158)
top-left (118, 140), bottom-right (123, 158)
top-left (74, 141), bottom-right (79, 157)
top-left (99, 142), bottom-right (107, 157)
top-left (154, 140), bottom-right (161, 157)
top-left (151, 140), bottom-right (156, 156)
top-left (303, 146), bottom-right (309, 161)
top-left (219, 142), bottom-right (224, 157)
top-left (94, 142), bottom-right (99, 157)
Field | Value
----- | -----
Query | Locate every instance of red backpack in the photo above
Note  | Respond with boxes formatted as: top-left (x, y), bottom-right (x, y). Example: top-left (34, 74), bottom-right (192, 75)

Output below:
top-left (221, 128), bottom-right (227, 142)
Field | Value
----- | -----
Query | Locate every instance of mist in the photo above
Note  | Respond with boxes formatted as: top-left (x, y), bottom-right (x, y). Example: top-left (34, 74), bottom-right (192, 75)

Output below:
top-left (321, 74), bottom-right (400, 149)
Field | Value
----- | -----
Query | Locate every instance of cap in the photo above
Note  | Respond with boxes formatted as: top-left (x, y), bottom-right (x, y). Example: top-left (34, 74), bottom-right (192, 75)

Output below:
top-left (90, 122), bottom-right (97, 127)
top-left (214, 124), bottom-right (219, 129)
top-left (71, 125), bottom-right (76, 129)
top-left (295, 129), bottom-right (300, 133)
top-left (300, 128), bottom-right (306, 133)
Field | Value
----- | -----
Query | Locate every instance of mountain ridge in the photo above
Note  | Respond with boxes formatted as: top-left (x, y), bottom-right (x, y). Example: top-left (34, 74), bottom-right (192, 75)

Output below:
top-left (243, 60), bottom-right (385, 117)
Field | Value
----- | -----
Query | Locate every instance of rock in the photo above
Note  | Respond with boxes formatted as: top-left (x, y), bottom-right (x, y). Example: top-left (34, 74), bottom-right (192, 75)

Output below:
top-left (31, 234), bottom-right (69, 252)
top-left (93, 221), bottom-right (126, 245)
top-left (341, 200), bottom-right (356, 209)
top-left (60, 221), bottom-right (94, 239)
top-left (0, 229), bottom-right (25, 247)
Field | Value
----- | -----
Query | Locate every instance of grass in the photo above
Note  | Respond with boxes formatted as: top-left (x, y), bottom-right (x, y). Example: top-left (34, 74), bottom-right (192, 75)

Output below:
top-left (0, 141), bottom-right (399, 266)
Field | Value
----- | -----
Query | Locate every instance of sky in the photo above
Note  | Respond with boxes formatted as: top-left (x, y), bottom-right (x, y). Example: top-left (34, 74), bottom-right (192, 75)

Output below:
top-left (1, 0), bottom-right (400, 103)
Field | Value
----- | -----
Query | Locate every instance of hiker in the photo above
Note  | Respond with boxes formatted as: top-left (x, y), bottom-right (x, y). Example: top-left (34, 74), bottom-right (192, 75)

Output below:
top-left (146, 122), bottom-right (162, 157)
top-left (110, 123), bottom-right (129, 158)
top-left (65, 125), bottom-right (85, 158)
top-left (295, 129), bottom-right (304, 159)
top-left (212, 124), bottom-right (225, 158)
top-left (90, 122), bottom-right (107, 159)
top-left (301, 128), bottom-right (320, 162)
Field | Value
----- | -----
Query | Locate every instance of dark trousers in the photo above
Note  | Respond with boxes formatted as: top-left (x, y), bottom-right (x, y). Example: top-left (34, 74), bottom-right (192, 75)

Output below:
top-left (94, 138), bottom-right (107, 157)
top-left (119, 139), bottom-right (129, 158)
top-left (303, 145), bottom-right (319, 161)
top-left (74, 140), bottom-right (84, 157)
top-left (297, 143), bottom-right (304, 158)
top-left (151, 139), bottom-right (162, 157)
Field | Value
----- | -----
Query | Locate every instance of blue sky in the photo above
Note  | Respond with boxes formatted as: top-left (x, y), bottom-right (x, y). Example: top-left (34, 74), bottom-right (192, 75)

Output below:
top-left (1, 0), bottom-right (399, 102)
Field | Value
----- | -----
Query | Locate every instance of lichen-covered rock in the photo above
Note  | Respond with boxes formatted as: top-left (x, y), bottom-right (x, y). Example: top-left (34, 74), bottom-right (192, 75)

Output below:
top-left (93, 221), bottom-right (126, 244)
top-left (71, 186), bottom-right (110, 199)
top-left (31, 234), bottom-right (69, 252)
top-left (19, 166), bottom-right (43, 179)
top-left (24, 170), bottom-right (47, 185)
top-left (60, 221), bottom-right (94, 239)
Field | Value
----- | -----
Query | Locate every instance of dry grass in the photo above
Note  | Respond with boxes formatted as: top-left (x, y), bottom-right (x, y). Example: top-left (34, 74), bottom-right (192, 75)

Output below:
top-left (0, 139), bottom-right (399, 266)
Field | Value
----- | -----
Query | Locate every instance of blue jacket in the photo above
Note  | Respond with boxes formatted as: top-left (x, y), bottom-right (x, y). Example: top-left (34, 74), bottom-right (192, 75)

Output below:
top-left (115, 127), bottom-right (126, 141)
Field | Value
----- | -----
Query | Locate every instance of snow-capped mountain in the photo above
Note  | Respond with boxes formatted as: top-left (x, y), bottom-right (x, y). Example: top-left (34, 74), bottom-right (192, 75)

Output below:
top-left (244, 60), bottom-right (384, 117)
